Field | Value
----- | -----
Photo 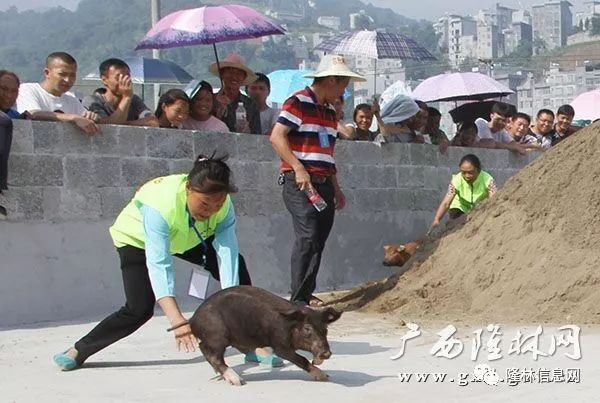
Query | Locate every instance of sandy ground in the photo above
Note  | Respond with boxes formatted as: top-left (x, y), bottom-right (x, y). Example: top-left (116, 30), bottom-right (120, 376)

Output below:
top-left (0, 312), bottom-right (596, 403)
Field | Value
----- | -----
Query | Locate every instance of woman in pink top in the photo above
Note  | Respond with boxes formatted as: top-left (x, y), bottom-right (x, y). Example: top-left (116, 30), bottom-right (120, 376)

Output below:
top-left (182, 81), bottom-right (230, 133)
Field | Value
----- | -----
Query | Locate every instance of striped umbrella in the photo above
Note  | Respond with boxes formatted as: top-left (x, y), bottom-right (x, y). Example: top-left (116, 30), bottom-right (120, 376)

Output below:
top-left (314, 30), bottom-right (436, 61)
top-left (314, 30), bottom-right (435, 94)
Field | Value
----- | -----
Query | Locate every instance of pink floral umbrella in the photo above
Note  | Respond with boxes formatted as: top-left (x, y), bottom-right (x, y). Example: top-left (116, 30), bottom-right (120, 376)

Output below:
top-left (135, 5), bottom-right (286, 83)
top-left (411, 72), bottom-right (513, 103)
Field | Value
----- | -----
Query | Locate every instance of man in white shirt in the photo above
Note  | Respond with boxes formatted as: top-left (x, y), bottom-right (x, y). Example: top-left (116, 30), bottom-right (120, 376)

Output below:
top-left (475, 102), bottom-right (525, 155)
top-left (16, 52), bottom-right (100, 135)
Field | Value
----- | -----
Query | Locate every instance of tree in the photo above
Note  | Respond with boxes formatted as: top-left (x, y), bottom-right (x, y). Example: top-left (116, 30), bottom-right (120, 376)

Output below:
top-left (585, 18), bottom-right (590, 31)
top-left (579, 19), bottom-right (584, 32)
top-left (353, 14), bottom-right (372, 30)
top-left (533, 38), bottom-right (548, 55)
top-left (458, 56), bottom-right (478, 72)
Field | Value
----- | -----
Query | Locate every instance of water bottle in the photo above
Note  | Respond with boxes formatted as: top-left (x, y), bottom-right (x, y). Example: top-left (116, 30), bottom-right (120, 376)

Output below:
top-left (304, 186), bottom-right (328, 212)
top-left (235, 102), bottom-right (246, 131)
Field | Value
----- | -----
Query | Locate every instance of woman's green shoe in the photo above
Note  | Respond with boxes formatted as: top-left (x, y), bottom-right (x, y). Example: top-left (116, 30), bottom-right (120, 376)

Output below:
top-left (53, 351), bottom-right (79, 371)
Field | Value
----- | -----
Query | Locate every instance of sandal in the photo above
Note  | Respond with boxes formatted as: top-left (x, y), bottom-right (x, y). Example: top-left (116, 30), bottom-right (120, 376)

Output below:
top-left (244, 352), bottom-right (284, 367)
top-left (309, 295), bottom-right (325, 307)
top-left (53, 350), bottom-right (79, 371)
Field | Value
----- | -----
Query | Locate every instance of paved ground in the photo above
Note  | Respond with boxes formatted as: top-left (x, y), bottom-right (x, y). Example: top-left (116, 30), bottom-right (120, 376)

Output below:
top-left (1, 313), bottom-right (596, 402)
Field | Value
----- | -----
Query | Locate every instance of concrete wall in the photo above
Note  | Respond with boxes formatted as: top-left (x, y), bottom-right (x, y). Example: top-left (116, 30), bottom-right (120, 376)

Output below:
top-left (0, 121), bottom-right (539, 327)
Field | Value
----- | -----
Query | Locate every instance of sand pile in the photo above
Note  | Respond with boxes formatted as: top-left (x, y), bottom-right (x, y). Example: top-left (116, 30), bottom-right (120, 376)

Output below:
top-left (331, 124), bottom-right (600, 324)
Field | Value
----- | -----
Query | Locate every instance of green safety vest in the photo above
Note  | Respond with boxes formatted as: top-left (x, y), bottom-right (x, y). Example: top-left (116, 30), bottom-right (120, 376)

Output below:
top-left (449, 170), bottom-right (493, 214)
top-left (109, 174), bottom-right (231, 254)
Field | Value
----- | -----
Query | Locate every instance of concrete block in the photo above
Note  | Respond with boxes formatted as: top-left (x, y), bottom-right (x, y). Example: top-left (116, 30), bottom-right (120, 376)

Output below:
top-left (100, 187), bottom-right (129, 219)
top-left (396, 165), bottom-right (425, 188)
top-left (527, 150), bottom-right (543, 165)
top-left (235, 134), bottom-right (276, 162)
top-left (65, 156), bottom-right (121, 188)
top-left (380, 142), bottom-right (410, 165)
top-left (118, 129), bottom-right (147, 157)
top-left (32, 121), bottom-right (92, 155)
top-left (335, 140), bottom-right (382, 165)
top-left (43, 187), bottom-right (102, 221)
top-left (11, 119), bottom-right (34, 153)
top-left (230, 161), bottom-right (261, 189)
top-left (146, 129), bottom-right (194, 159)
top-left (444, 146), bottom-right (470, 168)
top-left (1, 186), bottom-right (44, 220)
top-left (91, 126), bottom-right (120, 155)
top-left (121, 158), bottom-right (169, 187)
top-left (168, 158), bottom-right (194, 175)
top-left (482, 149), bottom-right (509, 169)
top-left (412, 189), bottom-right (441, 212)
top-left (422, 166), bottom-right (452, 191)
top-left (508, 151), bottom-right (531, 169)
top-left (194, 132), bottom-right (237, 160)
top-left (409, 144), bottom-right (439, 166)
top-left (390, 189), bottom-right (415, 211)
top-left (343, 165), bottom-right (371, 189)
top-left (8, 154), bottom-right (63, 186)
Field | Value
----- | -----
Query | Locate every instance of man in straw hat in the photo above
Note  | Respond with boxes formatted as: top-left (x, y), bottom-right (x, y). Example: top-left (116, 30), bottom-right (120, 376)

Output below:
top-left (270, 54), bottom-right (365, 307)
top-left (209, 53), bottom-right (261, 134)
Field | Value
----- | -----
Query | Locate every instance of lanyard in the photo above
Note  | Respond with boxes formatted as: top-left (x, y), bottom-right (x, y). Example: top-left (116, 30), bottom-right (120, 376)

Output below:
top-left (187, 208), bottom-right (208, 249)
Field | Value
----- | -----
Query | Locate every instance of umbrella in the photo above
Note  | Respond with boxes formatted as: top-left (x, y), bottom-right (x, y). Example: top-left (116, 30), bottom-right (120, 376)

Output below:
top-left (449, 100), bottom-right (515, 124)
top-left (266, 69), bottom-right (352, 105)
top-left (412, 72), bottom-right (513, 103)
top-left (83, 56), bottom-right (193, 85)
top-left (135, 5), bottom-right (286, 85)
top-left (314, 30), bottom-right (436, 94)
top-left (570, 90), bottom-right (600, 121)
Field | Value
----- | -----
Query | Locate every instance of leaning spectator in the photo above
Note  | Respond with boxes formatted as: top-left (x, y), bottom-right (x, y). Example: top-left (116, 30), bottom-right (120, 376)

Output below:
top-left (475, 102), bottom-right (525, 155)
top-left (429, 154), bottom-right (497, 233)
top-left (529, 109), bottom-right (555, 142)
top-left (246, 73), bottom-right (278, 135)
top-left (16, 52), bottom-right (100, 135)
top-left (510, 112), bottom-right (548, 151)
top-left (0, 70), bottom-right (21, 119)
top-left (210, 53), bottom-right (261, 134)
top-left (414, 100), bottom-right (430, 142)
top-left (375, 95), bottom-right (423, 143)
top-left (83, 58), bottom-right (158, 127)
top-left (550, 104), bottom-right (579, 146)
top-left (343, 103), bottom-right (379, 141)
top-left (333, 96), bottom-right (354, 139)
top-left (182, 80), bottom-right (229, 132)
top-left (422, 106), bottom-right (450, 153)
top-left (154, 89), bottom-right (190, 129)
top-left (450, 121), bottom-right (478, 147)
top-left (0, 112), bottom-right (11, 218)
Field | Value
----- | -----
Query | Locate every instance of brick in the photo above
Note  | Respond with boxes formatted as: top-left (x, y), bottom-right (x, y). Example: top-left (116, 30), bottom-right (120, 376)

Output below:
top-left (146, 129), bottom-right (194, 159)
top-left (118, 129), bottom-right (146, 157)
top-left (11, 119), bottom-right (34, 153)
top-left (381, 142), bottom-right (411, 165)
top-left (412, 189), bottom-right (441, 212)
top-left (363, 165), bottom-right (396, 189)
top-left (100, 187), bottom-right (129, 219)
top-left (65, 156), bottom-right (121, 188)
top-left (343, 165), bottom-right (371, 189)
top-left (121, 158), bottom-right (169, 187)
top-left (508, 151), bottom-right (530, 169)
top-left (8, 154), bottom-right (63, 186)
top-left (421, 166), bottom-right (451, 191)
top-left (335, 140), bottom-right (382, 165)
top-left (409, 144), bottom-right (439, 166)
top-left (230, 161), bottom-right (261, 189)
top-left (235, 133), bottom-right (276, 162)
top-left (43, 187), bottom-right (102, 221)
top-left (91, 126), bottom-right (120, 155)
top-left (194, 132), bottom-right (237, 159)
top-left (168, 159), bottom-right (194, 175)
top-left (396, 166), bottom-right (425, 188)
top-left (390, 189), bottom-right (415, 210)
top-left (32, 121), bottom-right (92, 155)
top-left (1, 186), bottom-right (44, 220)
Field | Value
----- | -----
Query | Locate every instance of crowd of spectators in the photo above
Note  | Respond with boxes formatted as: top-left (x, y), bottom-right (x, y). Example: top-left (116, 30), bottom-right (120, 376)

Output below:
top-left (0, 50), bottom-right (586, 219)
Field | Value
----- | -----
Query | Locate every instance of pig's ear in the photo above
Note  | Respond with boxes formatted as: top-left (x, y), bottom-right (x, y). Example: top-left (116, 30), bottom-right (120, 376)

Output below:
top-left (322, 307), bottom-right (342, 323)
top-left (281, 308), bottom-right (307, 322)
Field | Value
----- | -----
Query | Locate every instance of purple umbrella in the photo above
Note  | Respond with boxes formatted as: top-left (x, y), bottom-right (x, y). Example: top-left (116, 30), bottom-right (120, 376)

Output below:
top-left (411, 72), bottom-right (513, 103)
top-left (135, 5), bottom-right (286, 83)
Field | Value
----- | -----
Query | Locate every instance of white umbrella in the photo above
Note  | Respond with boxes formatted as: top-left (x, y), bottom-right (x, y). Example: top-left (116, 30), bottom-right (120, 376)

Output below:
top-left (411, 72), bottom-right (513, 103)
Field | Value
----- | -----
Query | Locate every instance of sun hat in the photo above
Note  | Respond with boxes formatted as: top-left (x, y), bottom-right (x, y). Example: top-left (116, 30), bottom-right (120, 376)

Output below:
top-left (209, 53), bottom-right (258, 86)
top-left (380, 94), bottom-right (420, 124)
top-left (303, 54), bottom-right (366, 82)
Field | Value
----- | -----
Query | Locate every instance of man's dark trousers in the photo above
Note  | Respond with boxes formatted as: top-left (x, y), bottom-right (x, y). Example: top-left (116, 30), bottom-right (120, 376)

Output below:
top-left (0, 112), bottom-right (13, 190)
top-left (282, 176), bottom-right (335, 304)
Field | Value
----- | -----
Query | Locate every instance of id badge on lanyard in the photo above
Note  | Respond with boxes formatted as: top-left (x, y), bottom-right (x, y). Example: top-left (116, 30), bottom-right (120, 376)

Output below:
top-left (318, 131), bottom-right (330, 148)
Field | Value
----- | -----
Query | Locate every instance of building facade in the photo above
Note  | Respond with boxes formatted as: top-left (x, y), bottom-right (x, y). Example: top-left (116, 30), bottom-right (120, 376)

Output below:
top-left (532, 1), bottom-right (573, 53)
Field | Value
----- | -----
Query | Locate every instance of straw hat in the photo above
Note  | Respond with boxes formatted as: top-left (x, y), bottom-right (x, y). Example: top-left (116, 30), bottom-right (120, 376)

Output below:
top-left (304, 54), bottom-right (365, 82)
top-left (209, 53), bottom-right (258, 86)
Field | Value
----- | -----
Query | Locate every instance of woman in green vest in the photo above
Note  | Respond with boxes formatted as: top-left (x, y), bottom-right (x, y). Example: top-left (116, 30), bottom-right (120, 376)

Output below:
top-left (429, 154), bottom-right (497, 233)
top-left (53, 154), bottom-right (282, 370)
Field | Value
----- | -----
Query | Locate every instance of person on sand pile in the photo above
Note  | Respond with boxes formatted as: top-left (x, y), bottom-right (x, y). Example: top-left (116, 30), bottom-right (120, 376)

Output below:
top-left (428, 154), bottom-right (497, 233)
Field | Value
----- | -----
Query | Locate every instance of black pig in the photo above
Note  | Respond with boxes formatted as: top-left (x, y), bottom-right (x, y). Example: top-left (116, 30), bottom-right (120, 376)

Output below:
top-left (187, 285), bottom-right (342, 386)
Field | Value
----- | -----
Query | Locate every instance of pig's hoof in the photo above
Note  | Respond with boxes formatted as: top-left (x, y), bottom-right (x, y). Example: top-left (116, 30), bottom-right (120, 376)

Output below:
top-left (223, 368), bottom-right (246, 386)
top-left (312, 357), bottom-right (324, 366)
top-left (309, 367), bottom-right (330, 382)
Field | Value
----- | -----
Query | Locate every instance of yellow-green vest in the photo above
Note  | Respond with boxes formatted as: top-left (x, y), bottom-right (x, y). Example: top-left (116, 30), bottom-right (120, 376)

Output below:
top-left (109, 174), bottom-right (232, 254)
top-left (449, 170), bottom-right (493, 213)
